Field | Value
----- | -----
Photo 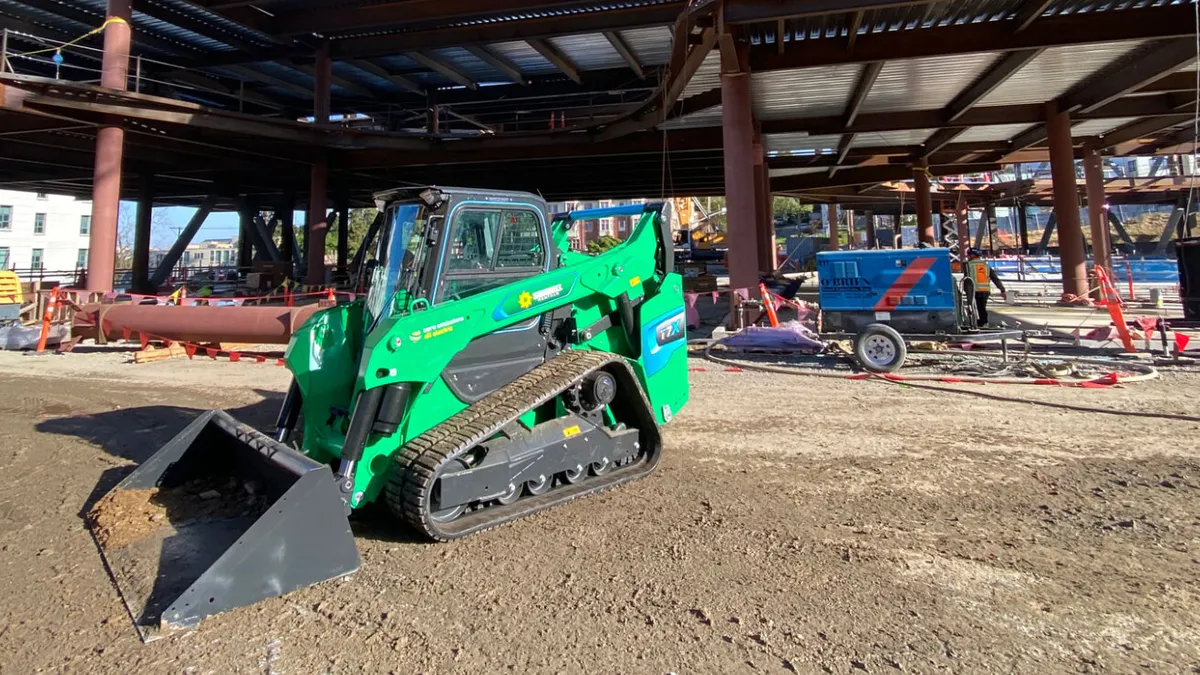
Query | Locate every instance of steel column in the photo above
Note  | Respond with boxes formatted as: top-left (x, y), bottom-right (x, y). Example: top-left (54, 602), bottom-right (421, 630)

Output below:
top-left (865, 210), bottom-right (876, 248)
top-left (752, 140), bottom-right (775, 272)
top-left (845, 208), bottom-right (855, 249)
top-left (85, 0), bottom-right (132, 292)
top-left (1046, 101), bottom-right (1088, 299)
top-left (307, 40), bottom-right (332, 285)
top-left (336, 192), bottom-right (350, 276)
top-left (1083, 149), bottom-right (1112, 277)
top-left (826, 204), bottom-right (839, 251)
top-left (955, 193), bottom-right (969, 261)
top-left (238, 201), bottom-right (254, 269)
top-left (985, 204), bottom-right (998, 254)
top-left (914, 166), bottom-right (934, 246)
top-left (721, 70), bottom-right (758, 290)
top-left (1017, 202), bottom-right (1030, 254)
top-left (132, 175), bottom-right (153, 293)
top-left (150, 194), bottom-right (217, 288)
top-left (280, 192), bottom-right (295, 267)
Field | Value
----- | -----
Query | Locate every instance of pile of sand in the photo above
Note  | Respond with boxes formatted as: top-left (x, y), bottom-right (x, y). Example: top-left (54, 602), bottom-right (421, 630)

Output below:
top-left (87, 488), bottom-right (166, 550)
top-left (87, 478), bottom-right (271, 550)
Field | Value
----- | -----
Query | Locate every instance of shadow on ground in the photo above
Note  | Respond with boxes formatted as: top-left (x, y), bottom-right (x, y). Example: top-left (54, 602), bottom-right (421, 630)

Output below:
top-left (33, 391), bottom-right (425, 545)
top-left (36, 392), bottom-right (283, 517)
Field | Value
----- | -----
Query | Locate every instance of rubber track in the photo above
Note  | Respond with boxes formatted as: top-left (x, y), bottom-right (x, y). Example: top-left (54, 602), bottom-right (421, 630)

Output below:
top-left (385, 349), bottom-right (660, 542)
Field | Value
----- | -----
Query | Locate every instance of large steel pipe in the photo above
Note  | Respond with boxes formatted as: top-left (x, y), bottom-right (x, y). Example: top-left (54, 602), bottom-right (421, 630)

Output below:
top-left (72, 304), bottom-right (320, 344)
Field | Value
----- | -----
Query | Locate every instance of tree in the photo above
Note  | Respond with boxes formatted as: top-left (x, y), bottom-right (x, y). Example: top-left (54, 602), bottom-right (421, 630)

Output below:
top-left (283, 208), bottom-right (379, 260)
top-left (690, 196), bottom-right (810, 229)
top-left (698, 196), bottom-right (726, 230)
top-left (328, 208), bottom-right (378, 260)
top-left (773, 196), bottom-right (812, 221)
top-left (114, 202), bottom-right (174, 268)
top-left (586, 235), bottom-right (622, 254)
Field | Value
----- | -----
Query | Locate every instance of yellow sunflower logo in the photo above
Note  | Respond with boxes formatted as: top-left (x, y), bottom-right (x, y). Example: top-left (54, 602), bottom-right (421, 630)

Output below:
top-left (518, 291), bottom-right (533, 309)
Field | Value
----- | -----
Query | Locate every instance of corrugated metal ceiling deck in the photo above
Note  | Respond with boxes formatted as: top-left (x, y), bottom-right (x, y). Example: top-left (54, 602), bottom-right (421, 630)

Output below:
top-left (955, 123), bottom-right (1039, 143)
top-left (977, 40), bottom-right (1147, 106)
top-left (753, 0), bottom-right (1190, 46)
top-left (852, 129), bottom-right (937, 147)
top-left (858, 52), bottom-right (997, 114)
top-left (1072, 117), bottom-right (1140, 136)
top-left (752, 63), bottom-right (863, 120)
top-left (764, 132), bottom-right (845, 154)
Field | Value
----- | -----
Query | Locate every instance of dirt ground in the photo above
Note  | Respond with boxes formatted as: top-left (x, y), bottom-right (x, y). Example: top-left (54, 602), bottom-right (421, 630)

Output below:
top-left (1, 347), bottom-right (1199, 673)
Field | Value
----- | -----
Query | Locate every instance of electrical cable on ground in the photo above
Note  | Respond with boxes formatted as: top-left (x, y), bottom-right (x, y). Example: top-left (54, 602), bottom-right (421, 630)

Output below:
top-left (692, 335), bottom-right (1200, 424)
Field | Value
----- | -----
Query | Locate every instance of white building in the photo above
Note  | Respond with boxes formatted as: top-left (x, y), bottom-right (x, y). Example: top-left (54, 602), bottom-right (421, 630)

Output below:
top-left (0, 189), bottom-right (92, 280)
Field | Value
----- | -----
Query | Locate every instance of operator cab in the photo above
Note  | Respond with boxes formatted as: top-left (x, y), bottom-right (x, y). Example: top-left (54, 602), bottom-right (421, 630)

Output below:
top-left (363, 186), bottom-right (555, 321)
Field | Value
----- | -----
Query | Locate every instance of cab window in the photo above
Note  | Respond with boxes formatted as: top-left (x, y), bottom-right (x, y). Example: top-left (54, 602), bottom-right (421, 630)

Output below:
top-left (439, 206), bottom-right (546, 302)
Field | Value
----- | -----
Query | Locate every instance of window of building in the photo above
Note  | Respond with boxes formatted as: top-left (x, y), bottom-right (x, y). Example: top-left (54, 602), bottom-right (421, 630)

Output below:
top-left (34, 213), bottom-right (46, 235)
top-left (80, 215), bottom-right (90, 235)
top-left (0, 206), bottom-right (11, 231)
top-left (618, 219), bottom-right (627, 233)
top-left (76, 248), bottom-right (88, 268)
top-left (0, 247), bottom-right (9, 270)
top-left (31, 249), bottom-right (44, 270)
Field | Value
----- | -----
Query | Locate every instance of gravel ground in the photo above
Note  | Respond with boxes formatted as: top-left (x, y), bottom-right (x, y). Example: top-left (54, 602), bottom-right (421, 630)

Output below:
top-left (0, 347), bottom-right (1198, 673)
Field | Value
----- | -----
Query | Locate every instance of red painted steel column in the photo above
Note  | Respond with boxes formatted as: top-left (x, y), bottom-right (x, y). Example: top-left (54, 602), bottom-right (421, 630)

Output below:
top-left (826, 204), bottom-right (839, 251)
top-left (85, 0), bottom-right (132, 292)
top-left (914, 166), bottom-right (934, 246)
top-left (1046, 101), bottom-right (1088, 299)
top-left (1083, 149), bottom-right (1112, 277)
top-left (307, 40), bottom-right (332, 285)
top-left (721, 69), bottom-right (758, 290)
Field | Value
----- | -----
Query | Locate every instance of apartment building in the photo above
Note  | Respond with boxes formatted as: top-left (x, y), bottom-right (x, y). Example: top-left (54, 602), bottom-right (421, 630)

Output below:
top-left (0, 189), bottom-right (92, 280)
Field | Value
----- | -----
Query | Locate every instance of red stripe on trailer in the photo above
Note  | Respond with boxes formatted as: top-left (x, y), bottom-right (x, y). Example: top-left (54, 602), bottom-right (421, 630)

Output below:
top-left (873, 256), bottom-right (938, 311)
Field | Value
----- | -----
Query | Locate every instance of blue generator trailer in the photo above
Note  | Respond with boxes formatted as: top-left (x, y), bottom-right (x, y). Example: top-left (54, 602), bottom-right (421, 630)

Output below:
top-left (816, 248), bottom-right (1025, 372)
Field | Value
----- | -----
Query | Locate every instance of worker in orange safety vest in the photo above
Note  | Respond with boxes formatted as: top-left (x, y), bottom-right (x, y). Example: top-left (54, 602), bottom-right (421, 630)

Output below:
top-left (965, 248), bottom-right (1007, 327)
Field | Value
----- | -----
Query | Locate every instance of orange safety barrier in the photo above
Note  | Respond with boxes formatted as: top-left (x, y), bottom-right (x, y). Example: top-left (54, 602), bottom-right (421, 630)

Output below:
top-left (1095, 266), bottom-right (1136, 353)
top-left (36, 288), bottom-right (61, 352)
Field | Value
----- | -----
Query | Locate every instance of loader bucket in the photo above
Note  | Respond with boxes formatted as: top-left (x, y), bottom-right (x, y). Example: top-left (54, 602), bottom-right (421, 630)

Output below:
top-left (88, 409), bottom-right (360, 642)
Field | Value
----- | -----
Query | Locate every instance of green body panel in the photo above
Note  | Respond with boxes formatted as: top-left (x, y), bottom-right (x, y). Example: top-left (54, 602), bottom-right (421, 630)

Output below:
top-left (284, 197), bottom-right (689, 509)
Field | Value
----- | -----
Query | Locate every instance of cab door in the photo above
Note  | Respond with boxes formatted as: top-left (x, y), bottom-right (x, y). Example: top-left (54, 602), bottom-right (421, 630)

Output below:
top-left (435, 203), bottom-right (553, 403)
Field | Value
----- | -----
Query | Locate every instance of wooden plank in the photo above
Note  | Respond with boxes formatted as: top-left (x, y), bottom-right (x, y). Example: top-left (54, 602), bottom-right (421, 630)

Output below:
top-left (134, 344), bottom-right (188, 364)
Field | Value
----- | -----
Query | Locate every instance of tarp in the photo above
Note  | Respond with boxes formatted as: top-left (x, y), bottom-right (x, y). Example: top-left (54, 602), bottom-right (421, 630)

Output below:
top-left (721, 321), bottom-right (825, 352)
top-left (0, 323), bottom-right (68, 350)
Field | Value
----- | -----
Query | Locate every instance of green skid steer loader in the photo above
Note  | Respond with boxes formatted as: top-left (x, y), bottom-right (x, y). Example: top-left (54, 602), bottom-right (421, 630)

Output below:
top-left (91, 187), bottom-right (690, 640)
